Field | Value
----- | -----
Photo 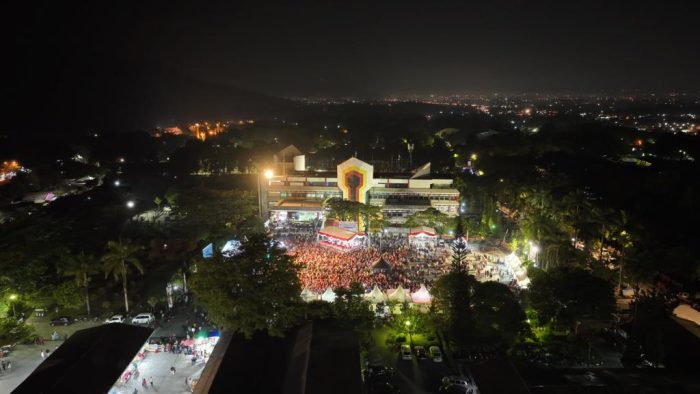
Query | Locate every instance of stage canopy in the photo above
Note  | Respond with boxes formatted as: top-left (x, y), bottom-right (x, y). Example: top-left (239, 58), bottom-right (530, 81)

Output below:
top-left (318, 225), bottom-right (365, 250)
top-left (409, 226), bottom-right (436, 238)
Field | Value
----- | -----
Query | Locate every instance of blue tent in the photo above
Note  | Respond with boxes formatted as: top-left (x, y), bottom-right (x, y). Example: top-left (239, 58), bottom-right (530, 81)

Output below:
top-left (202, 243), bottom-right (214, 258)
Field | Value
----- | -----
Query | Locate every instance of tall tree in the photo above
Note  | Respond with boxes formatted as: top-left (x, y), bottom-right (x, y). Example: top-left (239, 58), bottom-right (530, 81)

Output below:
top-left (101, 240), bottom-right (144, 313)
top-left (432, 271), bottom-right (475, 347)
top-left (528, 266), bottom-right (615, 331)
top-left (451, 215), bottom-right (468, 272)
top-left (61, 252), bottom-right (98, 315)
top-left (191, 234), bottom-right (302, 338)
top-left (471, 281), bottom-right (527, 346)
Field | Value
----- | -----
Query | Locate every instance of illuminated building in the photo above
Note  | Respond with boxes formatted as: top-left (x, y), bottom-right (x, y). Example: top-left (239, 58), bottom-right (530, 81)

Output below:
top-left (261, 146), bottom-right (460, 226)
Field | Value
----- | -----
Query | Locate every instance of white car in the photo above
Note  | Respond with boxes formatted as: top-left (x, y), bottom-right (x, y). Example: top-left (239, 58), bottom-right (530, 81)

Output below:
top-left (400, 344), bottom-right (412, 360)
top-left (429, 346), bottom-right (443, 362)
top-left (131, 313), bottom-right (155, 325)
top-left (105, 315), bottom-right (125, 324)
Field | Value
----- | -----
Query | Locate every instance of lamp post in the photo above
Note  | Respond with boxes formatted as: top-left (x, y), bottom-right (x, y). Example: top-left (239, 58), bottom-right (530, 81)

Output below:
top-left (405, 320), bottom-right (413, 346)
top-left (9, 294), bottom-right (17, 317)
top-left (258, 169), bottom-right (273, 218)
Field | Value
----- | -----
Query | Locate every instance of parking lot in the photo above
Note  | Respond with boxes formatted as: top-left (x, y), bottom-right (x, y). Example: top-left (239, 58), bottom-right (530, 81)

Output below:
top-left (363, 328), bottom-right (455, 393)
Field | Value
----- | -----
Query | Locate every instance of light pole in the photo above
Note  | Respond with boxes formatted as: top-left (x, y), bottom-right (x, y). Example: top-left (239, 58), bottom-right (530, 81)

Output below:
top-left (258, 169), bottom-right (273, 218)
top-left (405, 320), bottom-right (413, 346)
top-left (9, 294), bottom-right (17, 317)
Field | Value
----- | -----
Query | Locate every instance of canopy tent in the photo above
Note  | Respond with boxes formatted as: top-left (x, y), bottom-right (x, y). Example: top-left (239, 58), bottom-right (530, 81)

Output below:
top-left (409, 226), bottom-right (436, 238)
top-left (317, 226), bottom-right (366, 250)
top-left (372, 257), bottom-right (392, 273)
top-left (411, 285), bottom-right (432, 304)
top-left (301, 288), bottom-right (320, 302)
top-left (321, 287), bottom-right (337, 302)
top-left (364, 285), bottom-right (388, 304)
top-left (221, 239), bottom-right (242, 257)
top-left (387, 285), bottom-right (411, 303)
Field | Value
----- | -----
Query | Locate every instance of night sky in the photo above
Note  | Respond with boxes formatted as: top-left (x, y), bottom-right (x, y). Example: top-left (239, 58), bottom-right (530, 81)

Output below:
top-left (7, 0), bottom-right (700, 130)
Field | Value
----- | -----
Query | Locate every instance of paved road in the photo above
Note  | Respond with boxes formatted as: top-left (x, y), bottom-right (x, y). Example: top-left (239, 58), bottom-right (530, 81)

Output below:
top-left (0, 340), bottom-right (71, 392)
top-left (1, 303), bottom-right (210, 393)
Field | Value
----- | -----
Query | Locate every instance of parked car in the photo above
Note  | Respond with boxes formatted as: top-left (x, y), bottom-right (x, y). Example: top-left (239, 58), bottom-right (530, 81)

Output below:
top-left (439, 383), bottom-right (471, 393)
top-left (429, 346), bottom-right (443, 362)
top-left (363, 364), bottom-right (395, 382)
top-left (442, 376), bottom-right (475, 389)
top-left (104, 315), bottom-right (125, 324)
top-left (131, 313), bottom-right (155, 325)
top-left (400, 344), bottom-right (412, 360)
top-left (414, 345), bottom-right (428, 360)
top-left (49, 316), bottom-right (73, 326)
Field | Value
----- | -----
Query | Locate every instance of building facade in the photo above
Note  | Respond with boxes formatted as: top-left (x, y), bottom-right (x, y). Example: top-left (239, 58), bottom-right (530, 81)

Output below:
top-left (262, 149), bottom-right (459, 226)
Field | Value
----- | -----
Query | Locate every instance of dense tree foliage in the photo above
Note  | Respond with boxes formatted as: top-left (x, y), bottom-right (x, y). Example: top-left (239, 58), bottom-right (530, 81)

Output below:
top-left (431, 271), bottom-right (475, 346)
top-left (528, 267), bottom-right (615, 330)
top-left (191, 235), bottom-right (303, 338)
top-left (101, 240), bottom-right (144, 313)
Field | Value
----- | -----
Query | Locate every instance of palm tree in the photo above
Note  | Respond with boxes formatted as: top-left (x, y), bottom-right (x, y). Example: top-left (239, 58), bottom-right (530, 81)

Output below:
top-left (101, 240), bottom-right (144, 313)
top-left (62, 252), bottom-right (99, 315)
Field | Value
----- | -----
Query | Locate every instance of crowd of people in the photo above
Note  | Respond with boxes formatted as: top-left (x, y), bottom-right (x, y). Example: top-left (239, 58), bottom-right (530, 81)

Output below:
top-left (285, 235), bottom-right (452, 293)
top-left (275, 222), bottom-right (523, 294)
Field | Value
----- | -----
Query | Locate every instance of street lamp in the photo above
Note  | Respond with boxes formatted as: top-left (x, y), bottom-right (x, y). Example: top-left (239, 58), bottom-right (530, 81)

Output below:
top-left (405, 320), bottom-right (413, 346)
top-left (9, 294), bottom-right (17, 316)
top-left (126, 200), bottom-right (135, 209)
top-left (258, 169), bottom-right (273, 217)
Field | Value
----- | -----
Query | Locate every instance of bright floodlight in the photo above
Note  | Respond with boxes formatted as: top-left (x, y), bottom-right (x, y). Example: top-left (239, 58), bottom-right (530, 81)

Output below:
top-left (405, 320), bottom-right (411, 327)
top-left (126, 200), bottom-right (135, 208)
top-left (531, 245), bottom-right (540, 254)
top-left (264, 169), bottom-right (274, 179)
top-left (9, 294), bottom-right (17, 300)
top-left (114, 180), bottom-right (120, 186)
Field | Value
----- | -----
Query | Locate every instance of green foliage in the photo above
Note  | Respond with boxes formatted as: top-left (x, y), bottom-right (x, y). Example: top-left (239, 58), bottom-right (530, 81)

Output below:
top-left (191, 234), bottom-right (303, 338)
top-left (431, 271), bottom-right (475, 346)
top-left (172, 187), bottom-right (261, 241)
top-left (52, 281), bottom-right (83, 309)
top-left (323, 198), bottom-right (381, 232)
top-left (471, 282), bottom-right (528, 346)
top-left (0, 318), bottom-right (33, 347)
top-left (331, 282), bottom-right (374, 329)
top-left (101, 240), bottom-right (144, 313)
top-left (60, 252), bottom-right (98, 314)
top-left (528, 267), bottom-right (615, 330)
top-left (404, 207), bottom-right (453, 235)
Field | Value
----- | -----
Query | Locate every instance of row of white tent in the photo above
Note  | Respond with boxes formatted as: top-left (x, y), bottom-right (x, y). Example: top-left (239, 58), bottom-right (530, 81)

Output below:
top-left (301, 284), bottom-right (433, 304)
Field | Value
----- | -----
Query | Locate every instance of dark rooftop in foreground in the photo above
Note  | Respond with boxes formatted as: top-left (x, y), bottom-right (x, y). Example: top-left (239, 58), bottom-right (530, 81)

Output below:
top-left (13, 323), bottom-right (153, 394)
top-left (196, 321), bottom-right (361, 394)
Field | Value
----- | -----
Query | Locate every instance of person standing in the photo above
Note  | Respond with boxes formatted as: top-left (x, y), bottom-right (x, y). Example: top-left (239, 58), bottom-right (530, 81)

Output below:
top-left (40, 350), bottom-right (45, 359)
top-left (170, 365), bottom-right (176, 375)
top-left (149, 376), bottom-right (154, 388)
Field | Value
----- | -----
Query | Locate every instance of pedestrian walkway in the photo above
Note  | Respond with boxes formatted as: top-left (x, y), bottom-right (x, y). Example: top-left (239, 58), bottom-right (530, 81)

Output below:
top-left (0, 340), bottom-right (64, 393)
top-left (108, 351), bottom-right (206, 393)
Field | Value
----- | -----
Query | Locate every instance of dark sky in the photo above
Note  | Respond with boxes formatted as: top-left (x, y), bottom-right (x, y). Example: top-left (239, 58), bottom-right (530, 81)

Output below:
top-left (6, 0), bottom-right (700, 130)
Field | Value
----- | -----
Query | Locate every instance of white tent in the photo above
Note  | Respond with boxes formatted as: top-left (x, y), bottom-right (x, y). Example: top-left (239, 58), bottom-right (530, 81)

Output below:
top-left (364, 285), bottom-right (388, 304)
top-left (387, 285), bottom-right (411, 303)
top-left (320, 287), bottom-right (337, 303)
top-left (411, 285), bottom-right (432, 304)
top-left (300, 288), bottom-right (319, 302)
